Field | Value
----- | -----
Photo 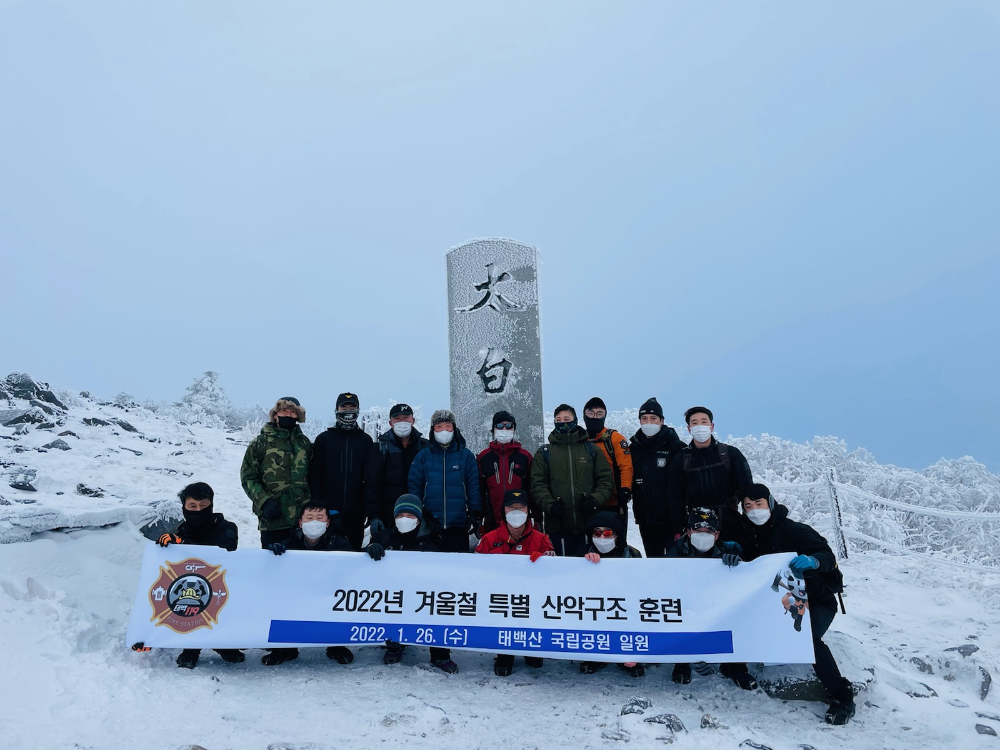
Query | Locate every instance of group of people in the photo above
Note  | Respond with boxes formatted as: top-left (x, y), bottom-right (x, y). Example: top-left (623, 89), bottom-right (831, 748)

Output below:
top-left (151, 392), bottom-right (856, 726)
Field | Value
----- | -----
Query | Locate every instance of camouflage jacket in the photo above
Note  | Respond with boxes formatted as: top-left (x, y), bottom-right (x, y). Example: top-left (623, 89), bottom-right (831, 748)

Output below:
top-left (240, 422), bottom-right (313, 530)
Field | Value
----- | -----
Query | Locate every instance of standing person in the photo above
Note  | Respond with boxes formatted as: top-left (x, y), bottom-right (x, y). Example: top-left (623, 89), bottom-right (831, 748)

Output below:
top-left (476, 410), bottom-right (534, 532)
top-left (582, 397), bottom-right (634, 538)
top-left (737, 484), bottom-right (855, 725)
top-left (263, 502), bottom-right (383, 667)
top-left (241, 396), bottom-right (312, 548)
top-left (629, 397), bottom-right (687, 557)
top-left (373, 495), bottom-right (457, 671)
top-left (665, 507), bottom-right (753, 688)
top-left (529, 404), bottom-right (614, 557)
top-left (667, 406), bottom-right (753, 541)
top-left (154, 482), bottom-right (243, 669)
top-left (364, 403), bottom-right (427, 540)
top-left (308, 392), bottom-right (373, 551)
top-left (579, 511), bottom-right (644, 677)
top-left (475, 489), bottom-right (554, 676)
top-left (407, 409), bottom-right (482, 553)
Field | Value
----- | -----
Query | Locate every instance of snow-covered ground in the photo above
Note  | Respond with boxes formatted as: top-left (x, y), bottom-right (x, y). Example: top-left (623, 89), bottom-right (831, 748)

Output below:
top-left (1, 373), bottom-right (998, 749)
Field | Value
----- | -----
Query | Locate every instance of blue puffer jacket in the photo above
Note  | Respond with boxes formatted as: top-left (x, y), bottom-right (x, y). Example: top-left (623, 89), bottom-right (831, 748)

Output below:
top-left (408, 429), bottom-right (482, 530)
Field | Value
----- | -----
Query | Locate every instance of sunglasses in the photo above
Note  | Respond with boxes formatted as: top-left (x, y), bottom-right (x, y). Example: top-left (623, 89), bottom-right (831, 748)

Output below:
top-left (592, 528), bottom-right (616, 538)
top-left (494, 422), bottom-right (515, 430)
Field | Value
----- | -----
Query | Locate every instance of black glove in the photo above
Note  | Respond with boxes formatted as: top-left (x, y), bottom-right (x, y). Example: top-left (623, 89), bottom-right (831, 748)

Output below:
top-left (468, 517), bottom-right (482, 536)
top-left (617, 487), bottom-right (632, 506)
top-left (267, 542), bottom-right (286, 556)
top-left (261, 499), bottom-right (282, 521)
top-left (578, 493), bottom-right (599, 516)
top-left (722, 552), bottom-right (741, 568)
top-left (365, 542), bottom-right (385, 561)
top-left (368, 518), bottom-right (385, 538)
top-left (549, 499), bottom-right (566, 521)
top-left (131, 642), bottom-right (151, 652)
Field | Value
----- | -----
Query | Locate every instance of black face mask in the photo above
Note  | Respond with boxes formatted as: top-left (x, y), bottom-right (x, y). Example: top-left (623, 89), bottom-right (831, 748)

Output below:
top-left (276, 416), bottom-right (297, 430)
top-left (554, 419), bottom-right (577, 435)
top-left (336, 410), bottom-right (359, 429)
top-left (183, 506), bottom-right (214, 531)
top-left (583, 415), bottom-right (606, 438)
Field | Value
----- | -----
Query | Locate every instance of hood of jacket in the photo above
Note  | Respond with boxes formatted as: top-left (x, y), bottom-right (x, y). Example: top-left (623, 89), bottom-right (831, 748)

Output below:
top-left (585, 510), bottom-right (626, 552)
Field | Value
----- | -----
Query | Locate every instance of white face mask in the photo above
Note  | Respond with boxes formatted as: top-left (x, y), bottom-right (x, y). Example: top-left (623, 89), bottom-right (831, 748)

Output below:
top-left (434, 429), bottom-right (454, 445)
top-left (392, 421), bottom-right (412, 438)
top-left (395, 516), bottom-right (419, 534)
top-left (505, 510), bottom-right (528, 527)
top-left (640, 422), bottom-right (661, 436)
top-left (593, 536), bottom-right (617, 554)
top-left (301, 520), bottom-right (328, 540)
top-left (746, 508), bottom-right (771, 526)
top-left (690, 532), bottom-right (716, 552)
top-left (690, 425), bottom-right (713, 443)
top-left (494, 429), bottom-right (514, 444)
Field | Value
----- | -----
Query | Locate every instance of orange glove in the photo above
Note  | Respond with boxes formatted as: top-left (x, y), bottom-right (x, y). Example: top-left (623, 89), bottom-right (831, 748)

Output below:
top-left (157, 533), bottom-right (182, 547)
top-left (529, 551), bottom-right (545, 562)
top-left (131, 642), bottom-right (151, 652)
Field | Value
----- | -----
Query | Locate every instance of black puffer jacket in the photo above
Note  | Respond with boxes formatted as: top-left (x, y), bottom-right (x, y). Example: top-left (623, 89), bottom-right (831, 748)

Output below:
top-left (629, 426), bottom-right (686, 532)
top-left (364, 428), bottom-right (428, 525)
top-left (374, 517), bottom-right (441, 553)
top-left (175, 513), bottom-right (239, 551)
top-left (308, 426), bottom-right (374, 519)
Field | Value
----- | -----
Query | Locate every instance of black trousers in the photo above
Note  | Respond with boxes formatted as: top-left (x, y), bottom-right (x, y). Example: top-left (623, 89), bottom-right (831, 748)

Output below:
top-left (260, 529), bottom-right (292, 548)
top-left (811, 603), bottom-right (850, 697)
top-left (549, 533), bottom-right (588, 557)
top-left (341, 512), bottom-right (366, 551)
top-left (638, 523), bottom-right (673, 558)
top-left (439, 526), bottom-right (471, 553)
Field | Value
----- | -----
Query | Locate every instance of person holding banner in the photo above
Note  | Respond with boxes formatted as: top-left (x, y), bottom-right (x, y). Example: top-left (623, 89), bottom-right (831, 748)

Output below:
top-left (152, 482), bottom-right (244, 670)
top-left (579, 510), bottom-right (645, 678)
top-left (474, 488), bottom-right (554, 676)
top-left (241, 396), bottom-right (313, 548)
top-left (530, 404), bottom-right (614, 557)
top-left (666, 507), bottom-right (757, 690)
top-left (738, 483), bottom-right (856, 726)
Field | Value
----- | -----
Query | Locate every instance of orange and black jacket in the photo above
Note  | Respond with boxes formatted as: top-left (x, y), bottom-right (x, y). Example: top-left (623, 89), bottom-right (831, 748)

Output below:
top-left (590, 428), bottom-right (633, 507)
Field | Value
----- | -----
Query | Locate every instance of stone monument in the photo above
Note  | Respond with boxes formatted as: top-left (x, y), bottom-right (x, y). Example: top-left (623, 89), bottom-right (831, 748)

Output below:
top-left (446, 239), bottom-right (544, 455)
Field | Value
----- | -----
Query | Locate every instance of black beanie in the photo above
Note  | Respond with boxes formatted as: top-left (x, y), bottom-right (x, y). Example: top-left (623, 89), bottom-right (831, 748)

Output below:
top-left (584, 396), bottom-right (606, 412)
top-left (492, 410), bottom-right (516, 428)
top-left (746, 483), bottom-right (775, 510)
top-left (638, 397), bottom-right (663, 419)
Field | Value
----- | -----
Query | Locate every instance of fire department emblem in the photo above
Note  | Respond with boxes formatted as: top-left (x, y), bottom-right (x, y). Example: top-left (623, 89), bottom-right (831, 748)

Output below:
top-left (148, 558), bottom-right (229, 633)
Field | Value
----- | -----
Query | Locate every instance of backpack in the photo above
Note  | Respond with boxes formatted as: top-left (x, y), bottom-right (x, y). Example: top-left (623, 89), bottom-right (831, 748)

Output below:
top-left (681, 441), bottom-right (732, 474)
top-left (594, 430), bottom-right (626, 491)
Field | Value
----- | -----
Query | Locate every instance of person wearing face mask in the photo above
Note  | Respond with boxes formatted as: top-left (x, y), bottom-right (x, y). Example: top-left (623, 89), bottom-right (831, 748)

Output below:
top-left (372, 495), bottom-right (457, 670)
top-left (407, 409), bottom-right (483, 554)
top-left (153, 482), bottom-right (243, 670)
top-left (263, 501), bottom-right (373, 667)
top-left (364, 404), bottom-right (428, 541)
top-left (629, 397), bottom-right (687, 557)
top-left (241, 396), bottom-right (313, 548)
top-left (582, 397), bottom-right (634, 539)
top-left (665, 507), bottom-right (754, 689)
top-left (737, 484), bottom-right (855, 726)
top-left (530, 404), bottom-right (614, 557)
top-left (476, 410), bottom-right (535, 532)
top-left (308, 392), bottom-right (374, 551)
top-left (666, 406), bottom-right (754, 542)
top-left (474, 489), bottom-right (554, 676)
top-left (579, 511), bottom-right (644, 677)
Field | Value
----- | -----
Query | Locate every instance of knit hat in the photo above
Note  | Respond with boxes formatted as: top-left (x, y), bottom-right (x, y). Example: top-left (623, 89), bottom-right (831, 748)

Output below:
top-left (336, 392), bottom-right (359, 409)
top-left (503, 489), bottom-right (529, 508)
top-left (492, 410), bottom-right (516, 428)
top-left (584, 396), bottom-right (606, 413)
top-left (431, 408), bottom-right (456, 425)
top-left (638, 397), bottom-right (663, 419)
top-left (270, 396), bottom-right (306, 423)
top-left (687, 506), bottom-right (720, 532)
top-left (390, 403), bottom-right (413, 418)
top-left (393, 494), bottom-right (423, 520)
top-left (745, 483), bottom-right (775, 510)
top-left (585, 510), bottom-right (625, 539)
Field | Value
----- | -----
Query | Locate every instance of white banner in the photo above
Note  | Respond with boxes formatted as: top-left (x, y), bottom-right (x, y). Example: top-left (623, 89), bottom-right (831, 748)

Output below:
top-left (125, 545), bottom-right (815, 663)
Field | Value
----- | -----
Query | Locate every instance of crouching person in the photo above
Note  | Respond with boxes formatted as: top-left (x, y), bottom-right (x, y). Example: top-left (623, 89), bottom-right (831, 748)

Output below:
top-left (738, 483), bottom-right (855, 725)
top-left (579, 511), bottom-right (644, 678)
top-left (665, 507), bottom-right (756, 689)
top-left (475, 489), bottom-right (554, 676)
top-left (264, 502), bottom-right (384, 667)
top-left (154, 482), bottom-right (243, 669)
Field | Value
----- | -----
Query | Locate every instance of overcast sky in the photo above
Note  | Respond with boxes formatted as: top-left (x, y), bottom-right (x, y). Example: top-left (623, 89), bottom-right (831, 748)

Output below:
top-left (3, 1), bottom-right (998, 471)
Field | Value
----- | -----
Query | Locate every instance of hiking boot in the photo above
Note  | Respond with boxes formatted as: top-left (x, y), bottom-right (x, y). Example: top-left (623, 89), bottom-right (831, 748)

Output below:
top-left (579, 661), bottom-right (608, 674)
top-left (721, 663), bottom-right (758, 690)
top-left (214, 649), bottom-right (245, 663)
top-left (326, 646), bottom-right (355, 664)
top-left (524, 656), bottom-right (544, 669)
top-left (672, 663), bottom-right (692, 684)
top-left (430, 658), bottom-right (459, 674)
top-left (826, 697), bottom-right (856, 725)
top-left (621, 662), bottom-right (645, 678)
top-left (494, 654), bottom-right (515, 677)
top-left (261, 648), bottom-right (299, 666)
top-left (176, 649), bottom-right (200, 669)
top-left (383, 643), bottom-right (405, 665)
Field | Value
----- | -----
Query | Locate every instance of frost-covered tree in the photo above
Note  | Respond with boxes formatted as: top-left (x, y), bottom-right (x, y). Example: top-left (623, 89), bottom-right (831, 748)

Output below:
top-left (174, 372), bottom-right (261, 430)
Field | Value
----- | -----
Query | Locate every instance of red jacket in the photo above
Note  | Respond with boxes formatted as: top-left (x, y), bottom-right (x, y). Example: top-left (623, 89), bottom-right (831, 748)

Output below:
top-left (475, 524), bottom-right (554, 556)
top-left (477, 440), bottom-right (534, 530)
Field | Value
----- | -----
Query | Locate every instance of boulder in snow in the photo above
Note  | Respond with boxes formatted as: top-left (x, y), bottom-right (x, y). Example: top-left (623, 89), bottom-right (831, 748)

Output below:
top-left (42, 439), bottom-right (71, 451)
top-left (976, 724), bottom-right (998, 736)
top-left (83, 417), bottom-right (111, 427)
top-left (76, 483), bottom-right (105, 498)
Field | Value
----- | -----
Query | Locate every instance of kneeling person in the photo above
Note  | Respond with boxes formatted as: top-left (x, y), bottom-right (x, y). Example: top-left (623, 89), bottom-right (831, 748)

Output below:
top-left (475, 489), bottom-right (554, 676)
